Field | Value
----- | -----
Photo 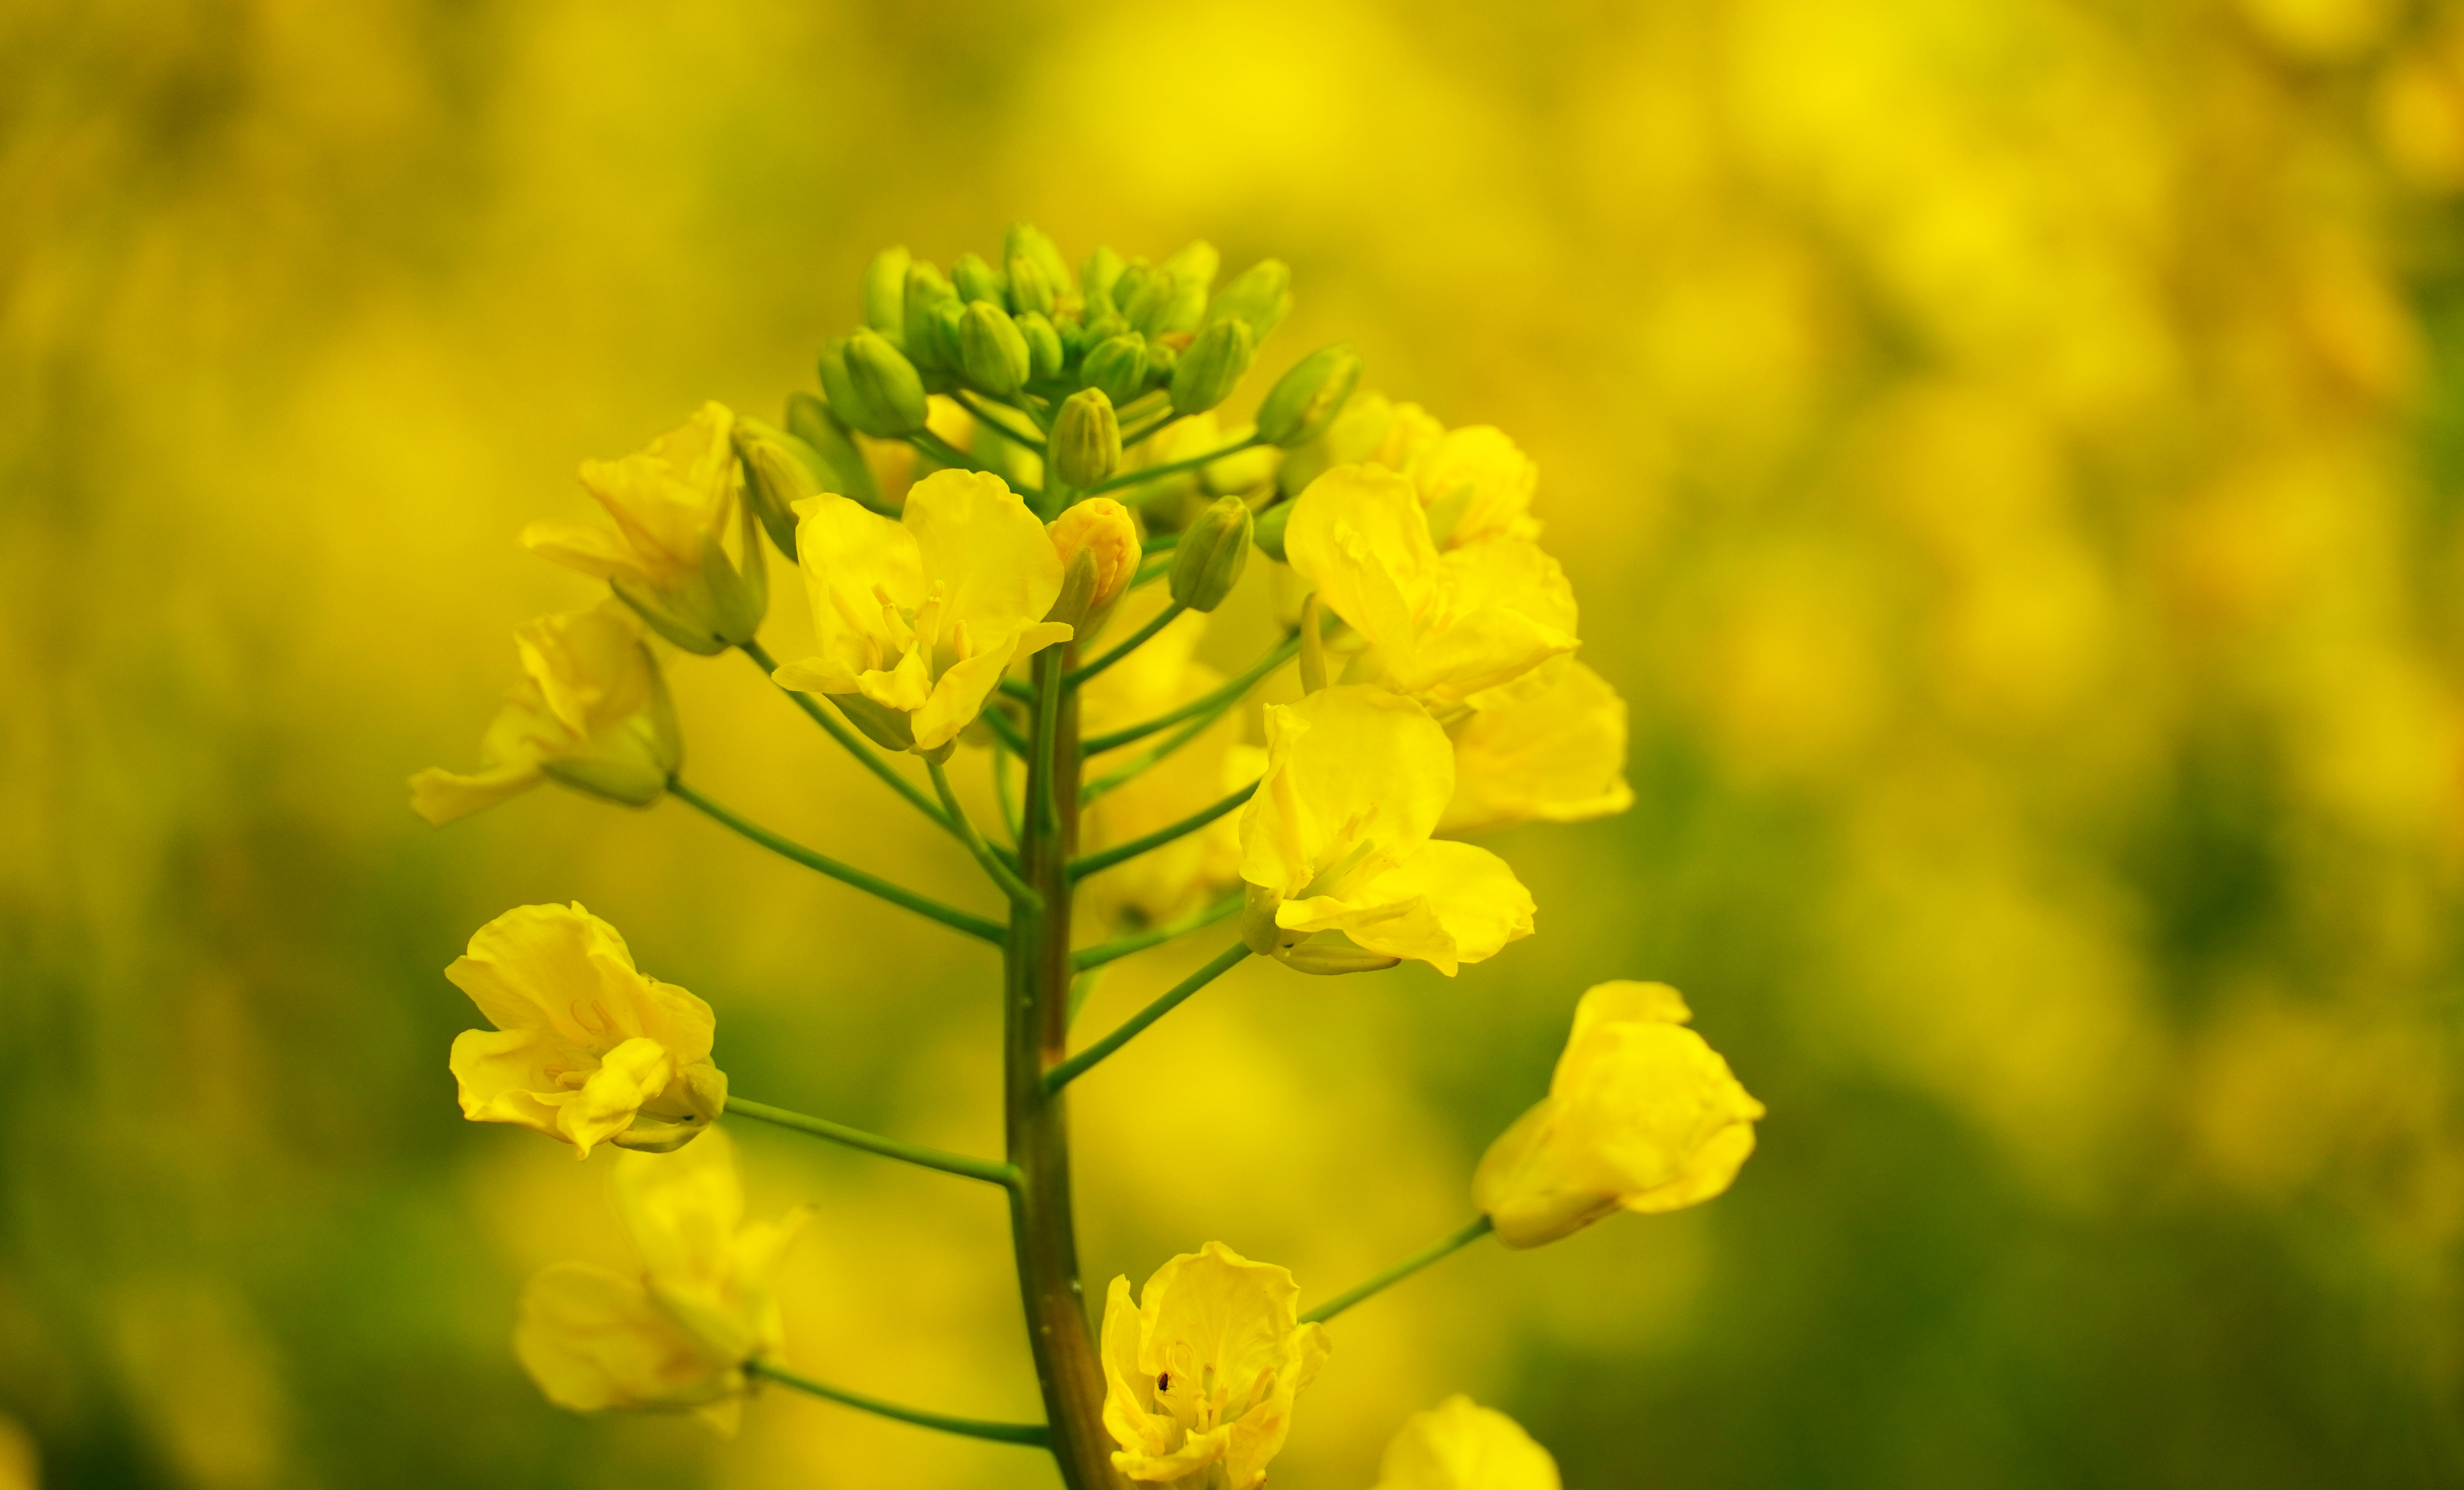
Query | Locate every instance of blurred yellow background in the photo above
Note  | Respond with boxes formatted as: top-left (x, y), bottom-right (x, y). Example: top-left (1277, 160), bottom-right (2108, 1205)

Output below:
top-left (9, 0), bottom-right (2464, 1485)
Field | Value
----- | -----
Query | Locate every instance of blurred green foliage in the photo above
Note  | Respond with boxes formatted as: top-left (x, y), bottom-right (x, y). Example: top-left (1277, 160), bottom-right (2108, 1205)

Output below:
top-left (7, 0), bottom-right (2464, 1486)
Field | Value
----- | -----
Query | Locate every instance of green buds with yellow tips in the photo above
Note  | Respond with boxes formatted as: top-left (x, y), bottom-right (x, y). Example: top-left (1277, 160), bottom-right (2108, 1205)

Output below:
top-left (1207, 259), bottom-right (1292, 340)
top-left (1007, 222), bottom-right (1074, 295)
top-left (1051, 388), bottom-right (1121, 490)
top-left (1169, 494), bottom-right (1253, 612)
top-left (959, 301), bottom-right (1032, 395)
top-left (1009, 255), bottom-right (1057, 318)
top-left (1082, 334), bottom-right (1148, 405)
top-left (902, 261), bottom-right (961, 371)
top-left (953, 252), bottom-right (1007, 308)
top-left (783, 390), bottom-right (884, 515)
top-left (1170, 318), bottom-right (1255, 416)
top-left (732, 413), bottom-right (823, 558)
top-left (1115, 262), bottom-right (1174, 336)
top-left (1082, 244), bottom-right (1126, 310)
top-left (817, 339), bottom-right (880, 436)
top-left (844, 329), bottom-right (931, 436)
top-left (1256, 343), bottom-right (1363, 448)
top-left (1016, 312), bottom-right (1065, 381)
top-left (862, 246), bottom-right (911, 340)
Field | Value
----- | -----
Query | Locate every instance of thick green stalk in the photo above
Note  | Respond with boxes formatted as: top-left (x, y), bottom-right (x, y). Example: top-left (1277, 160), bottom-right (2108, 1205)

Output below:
top-left (1004, 646), bottom-right (1122, 1490)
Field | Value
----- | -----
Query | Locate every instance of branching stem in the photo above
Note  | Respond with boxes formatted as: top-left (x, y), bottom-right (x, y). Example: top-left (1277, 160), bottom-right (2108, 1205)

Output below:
top-left (1069, 780), bottom-right (1256, 882)
top-left (726, 1097), bottom-right (1018, 1189)
top-left (1300, 1216), bottom-right (1496, 1325)
top-left (1043, 943), bottom-right (1250, 1093)
top-left (668, 778), bottom-right (1004, 944)
top-left (747, 1359), bottom-right (1050, 1447)
top-left (931, 755), bottom-right (1042, 908)
top-left (1065, 602), bottom-right (1186, 688)
top-left (1071, 893), bottom-right (1244, 971)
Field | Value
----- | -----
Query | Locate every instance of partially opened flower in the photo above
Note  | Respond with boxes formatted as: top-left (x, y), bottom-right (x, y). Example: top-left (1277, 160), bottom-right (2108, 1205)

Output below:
top-left (772, 469), bottom-right (1073, 752)
top-left (515, 1128), bottom-right (805, 1432)
top-left (1370, 1396), bottom-right (1561, 1490)
top-left (1283, 465), bottom-right (1575, 712)
top-left (524, 402), bottom-right (768, 654)
top-left (409, 602), bottom-right (679, 826)
top-left (1438, 658), bottom-right (1633, 837)
top-left (1474, 982), bottom-right (1764, 1248)
top-left (1100, 1241), bottom-right (1331, 1490)
top-left (1239, 686), bottom-right (1534, 975)
top-left (447, 902), bottom-right (726, 1157)
top-left (1407, 425), bottom-right (1539, 550)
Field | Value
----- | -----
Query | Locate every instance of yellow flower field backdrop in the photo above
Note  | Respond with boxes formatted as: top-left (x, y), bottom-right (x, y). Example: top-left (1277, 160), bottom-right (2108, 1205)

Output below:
top-left (7, 0), bottom-right (2464, 1484)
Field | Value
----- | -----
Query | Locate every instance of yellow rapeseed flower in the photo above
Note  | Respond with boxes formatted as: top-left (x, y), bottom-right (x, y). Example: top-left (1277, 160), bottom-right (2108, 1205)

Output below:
top-left (515, 1128), bottom-right (804, 1432)
top-left (1099, 1241), bottom-right (1331, 1490)
top-left (524, 402), bottom-right (767, 654)
top-left (1474, 982), bottom-right (1765, 1248)
top-left (1409, 425), bottom-right (1540, 550)
top-left (1283, 465), bottom-right (1575, 712)
top-left (772, 469), bottom-right (1072, 752)
top-left (446, 902), bottom-right (725, 1157)
top-left (1438, 658), bottom-right (1633, 837)
top-left (1047, 495), bottom-right (1143, 636)
top-left (1239, 686), bottom-right (1535, 975)
top-left (1370, 1396), bottom-right (1562, 1490)
top-left (409, 602), bottom-right (679, 826)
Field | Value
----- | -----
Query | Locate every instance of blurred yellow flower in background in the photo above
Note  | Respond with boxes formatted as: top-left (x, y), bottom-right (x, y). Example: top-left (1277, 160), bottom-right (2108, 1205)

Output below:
top-left (1369, 1396), bottom-right (1560, 1490)
top-left (447, 902), bottom-right (726, 1157)
top-left (1100, 1242), bottom-right (1331, 1489)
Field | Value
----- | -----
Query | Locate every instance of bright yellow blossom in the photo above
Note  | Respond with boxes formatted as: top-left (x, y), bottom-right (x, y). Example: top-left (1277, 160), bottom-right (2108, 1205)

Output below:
top-left (1409, 425), bottom-right (1539, 550)
top-left (446, 902), bottom-right (725, 1157)
top-left (515, 1128), bottom-right (804, 1431)
top-left (1239, 686), bottom-right (1534, 975)
top-left (1370, 1396), bottom-right (1562, 1490)
top-left (523, 402), bottom-right (767, 653)
top-left (409, 602), bottom-right (679, 826)
top-left (1276, 389), bottom-right (1444, 497)
top-left (1439, 658), bottom-right (1633, 837)
top-left (1284, 465), bottom-right (1576, 712)
top-left (1100, 1241), bottom-right (1331, 1490)
top-left (1474, 982), bottom-right (1764, 1248)
top-left (772, 469), bottom-right (1073, 752)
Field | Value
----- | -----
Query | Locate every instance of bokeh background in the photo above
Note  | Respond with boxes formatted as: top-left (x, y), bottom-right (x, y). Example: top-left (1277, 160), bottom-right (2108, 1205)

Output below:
top-left (9, 0), bottom-right (2464, 1485)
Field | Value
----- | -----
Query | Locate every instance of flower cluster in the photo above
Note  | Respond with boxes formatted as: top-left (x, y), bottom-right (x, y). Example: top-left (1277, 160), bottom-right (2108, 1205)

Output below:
top-left (416, 225), bottom-right (1762, 1487)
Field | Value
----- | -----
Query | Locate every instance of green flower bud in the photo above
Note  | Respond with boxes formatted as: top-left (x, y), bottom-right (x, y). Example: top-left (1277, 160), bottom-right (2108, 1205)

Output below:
top-left (783, 391), bottom-right (884, 514)
top-left (1255, 343), bottom-right (1363, 448)
top-left (1252, 497), bottom-right (1294, 561)
top-left (1169, 318), bottom-right (1255, 416)
top-left (902, 261), bottom-right (960, 370)
top-left (1082, 245), bottom-right (1126, 313)
top-left (959, 301), bottom-right (1032, 395)
top-left (1016, 311), bottom-right (1065, 381)
top-left (1081, 310), bottom-right (1129, 348)
top-left (862, 246), bottom-right (911, 341)
top-left (952, 251), bottom-right (1007, 308)
top-left (732, 414), bottom-right (822, 557)
top-left (1206, 259), bottom-right (1292, 340)
top-left (1163, 239), bottom-right (1220, 292)
top-left (1007, 223), bottom-right (1075, 295)
top-left (1009, 255), bottom-right (1057, 318)
top-left (1051, 388), bottom-right (1121, 489)
top-left (817, 339), bottom-right (884, 436)
top-left (1115, 262), bottom-right (1172, 335)
top-left (1081, 334), bottom-right (1148, 405)
top-left (1169, 494), bottom-right (1254, 612)
top-left (845, 329), bottom-right (931, 435)
top-left (1144, 336), bottom-right (1179, 385)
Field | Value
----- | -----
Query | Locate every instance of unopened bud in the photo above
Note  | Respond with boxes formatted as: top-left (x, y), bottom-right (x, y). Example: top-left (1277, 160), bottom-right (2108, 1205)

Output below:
top-left (844, 329), bottom-right (931, 435)
top-left (902, 261), bottom-right (961, 370)
top-left (1169, 318), bottom-right (1255, 416)
top-left (1046, 497), bottom-right (1141, 631)
top-left (959, 301), bottom-right (1032, 395)
top-left (1205, 259), bottom-right (1292, 340)
top-left (1081, 245), bottom-right (1126, 313)
top-left (816, 339), bottom-right (880, 436)
top-left (1169, 494), bottom-right (1253, 612)
top-left (1016, 311), bottom-right (1065, 381)
top-left (1081, 334), bottom-right (1148, 406)
top-left (1115, 263), bottom-right (1172, 336)
top-left (1255, 344), bottom-right (1363, 448)
top-left (862, 246), bottom-right (911, 340)
top-left (1009, 255), bottom-right (1057, 318)
top-left (952, 251), bottom-right (1007, 307)
top-left (1252, 497), bottom-right (1295, 562)
top-left (1051, 388), bottom-right (1121, 489)
top-left (733, 414), bottom-right (823, 557)
top-left (1163, 240), bottom-right (1221, 292)
top-left (783, 391), bottom-right (883, 514)
top-left (1007, 223), bottom-right (1075, 296)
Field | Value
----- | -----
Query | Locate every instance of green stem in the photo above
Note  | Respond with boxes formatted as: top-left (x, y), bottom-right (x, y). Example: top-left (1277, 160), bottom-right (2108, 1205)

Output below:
top-left (1080, 709), bottom-right (1222, 805)
top-left (1066, 602), bottom-right (1186, 688)
top-left (746, 1359), bottom-right (1050, 1447)
top-left (668, 778), bottom-right (1004, 945)
top-left (1299, 1216), bottom-right (1496, 1325)
top-left (726, 1097), bottom-right (1018, 1189)
top-left (1043, 943), bottom-right (1250, 1093)
top-left (1069, 780), bottom-right (1257, 882)
top-left (1082, 635), bottom-right (1298, 754)
top-left (958, 392), bottom-right (1048, 451)
top-left (910, 428), bottom-right (992, 475)
top-left (993, 745), bottom-right (1024, 846)
top-left (1083, 435), bottom-right (1262, 497)
top-left (981, 703), bottom-right (1030, 758)
top-left (930, 756), bottom-right (1042, 908)
top-left (1000, 677), bottom-right (1040, 706)
top-left (1072, 892), bottom-right (1243, 971)
top-left (740, 642), bottom-right (957, 835)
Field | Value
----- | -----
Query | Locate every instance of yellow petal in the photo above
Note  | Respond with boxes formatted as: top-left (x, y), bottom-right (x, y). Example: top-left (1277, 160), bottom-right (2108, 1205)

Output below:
top-left (1439, 659), bottom-right (1632, 836)
top-left (1284, 464), bottom-right (1437, 664)
top-left (904, 469), bottom-right (1065, 643)
top-left (613, 1125), bottom-right (747, 1288)
top-left (1371, 1396), bottom-right (1562, 1490)
top-left (786, 492), bottom-right (924, 693)
top-left (1286, 838), bottom-right (1534, 976)
top-left (408, 760), bottom-right (542, 826)
top-left (1239, 687), bottom-right (1454, 902)
top-left (522, 519), bottom-right (649, 585)
top-left (576, 402), bottom-right (739, 587)
top-left (561, 1037), bottom-right (676, 1157)
top-left (514, 1261), bottom-right (733, 1412)
top-left (448, 1027), bottom-right (577, 1141)
top-left (1411, 425), bottom-right (1539, 550)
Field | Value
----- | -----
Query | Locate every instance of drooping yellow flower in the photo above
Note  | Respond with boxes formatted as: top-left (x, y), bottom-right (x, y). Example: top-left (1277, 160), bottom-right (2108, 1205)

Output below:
top-left (1439, 658), bottom-right (1633, 837)
top-left (1474, 982), bottom-right (1765, 1248)
top-left (1370, 1396), bottom-right (1562, 1490)
top-left (1100, 1242), bottom-right (1331, 1490)
top-left (409, 602), bottom-right (680, 826)
top-left (523, 402), bottom-right (768, 654)
top-left (447, 902), bottom-right (725, 1157)
top-left (772, 469), bottom-right (1073, 752)
top-left (1239, 686), bottom-right (1535, 975)
top-left (515, 1128), bottom-right (804, 1432)
top-left (1283, 465), bottom-right (1576, 712)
